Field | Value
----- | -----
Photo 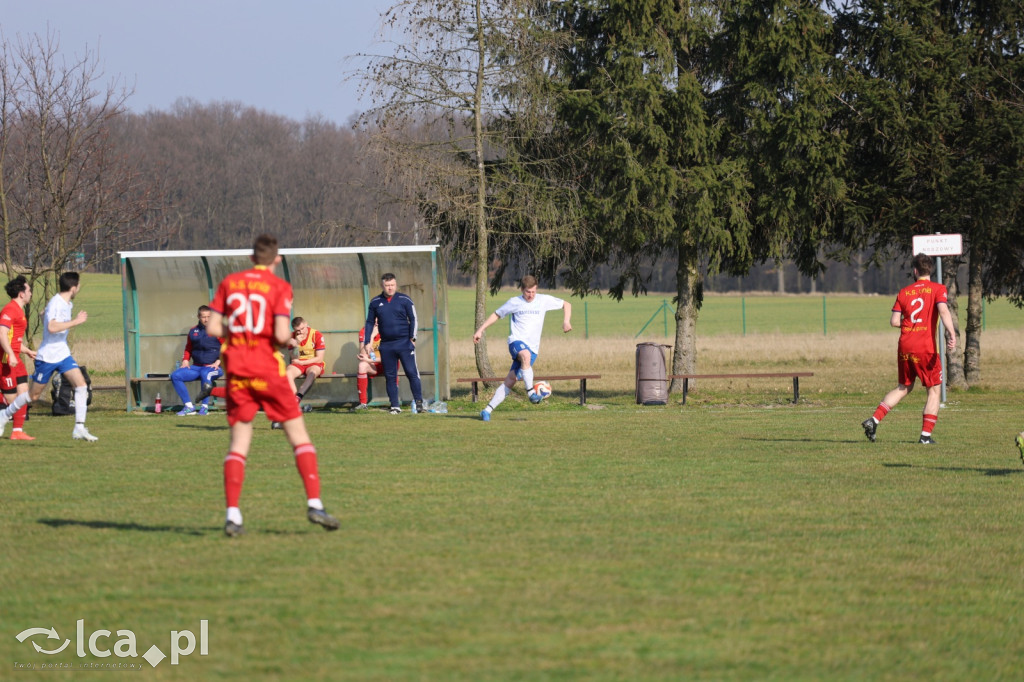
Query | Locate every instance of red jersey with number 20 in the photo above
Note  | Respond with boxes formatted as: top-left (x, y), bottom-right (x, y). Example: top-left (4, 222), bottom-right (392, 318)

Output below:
top-left (209, 265), bottom-right (293, 378)
top-left (893, 278), bottom-right (948, 356)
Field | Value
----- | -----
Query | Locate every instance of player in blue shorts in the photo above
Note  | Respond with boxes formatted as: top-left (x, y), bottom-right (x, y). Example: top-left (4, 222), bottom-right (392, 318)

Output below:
top-left (472, 275), bottom-right (572, 422)
top-left (0, 272), bottom-right (97, 441)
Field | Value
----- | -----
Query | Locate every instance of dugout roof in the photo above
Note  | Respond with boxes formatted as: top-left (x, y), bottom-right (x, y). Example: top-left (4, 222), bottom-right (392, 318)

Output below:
top-left (119, 246), bottom-right (449, 412)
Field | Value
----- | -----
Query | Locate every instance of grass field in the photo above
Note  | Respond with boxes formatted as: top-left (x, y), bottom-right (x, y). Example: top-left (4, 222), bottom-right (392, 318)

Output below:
top-left (2, 274), bottom-right (1023, 680)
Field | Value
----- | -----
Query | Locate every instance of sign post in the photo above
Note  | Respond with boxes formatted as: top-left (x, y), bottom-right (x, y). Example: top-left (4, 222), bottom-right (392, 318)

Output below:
top-left (911, 233), bottom-right (963, 406)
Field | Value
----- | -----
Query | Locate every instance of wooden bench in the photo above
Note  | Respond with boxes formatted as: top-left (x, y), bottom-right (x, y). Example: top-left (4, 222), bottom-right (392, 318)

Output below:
top-left (668, 372), bottom-right (814, 405)
top-left (457, 375), bottom-right (600, 405)
top-left (129, 371), bottom-right (435, 404)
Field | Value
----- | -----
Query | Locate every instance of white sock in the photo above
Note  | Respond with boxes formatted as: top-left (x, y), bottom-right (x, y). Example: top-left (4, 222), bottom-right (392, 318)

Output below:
top-left (487, 384), bottom-right (508, 411)
top-left (307, 498), bottom-right (324, 510)
top-left (74, 386), bottom-right (89, 423)
top-left (226, 507), bottom-right (243, 524)
top-left (522, 367), bottom-right (535, 391)
top-left (185, 402), bottom-right (194, 409)
top-left (4, 392), bottom-right (31, 418)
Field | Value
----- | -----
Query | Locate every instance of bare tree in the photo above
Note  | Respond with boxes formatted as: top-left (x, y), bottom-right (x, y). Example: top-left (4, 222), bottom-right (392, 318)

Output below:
top-left (354, 0), bottom-right (583, 378)
top-left (0, 30), bottom-right (160, 319)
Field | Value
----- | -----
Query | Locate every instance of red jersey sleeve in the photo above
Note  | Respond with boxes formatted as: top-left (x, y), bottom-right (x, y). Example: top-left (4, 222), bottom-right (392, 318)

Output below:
top-left (273, 280), bottom-right (293, 320)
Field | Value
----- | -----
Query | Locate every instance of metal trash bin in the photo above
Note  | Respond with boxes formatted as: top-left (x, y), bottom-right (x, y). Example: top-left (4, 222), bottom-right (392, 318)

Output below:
top-left (636, 343), bottom-right (670, 405)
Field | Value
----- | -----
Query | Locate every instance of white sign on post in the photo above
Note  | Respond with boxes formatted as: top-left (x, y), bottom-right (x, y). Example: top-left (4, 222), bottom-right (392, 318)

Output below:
top-left (910, 233), bottom-right (963, 407)
top-left (912, 233), bottom-right (963, 257)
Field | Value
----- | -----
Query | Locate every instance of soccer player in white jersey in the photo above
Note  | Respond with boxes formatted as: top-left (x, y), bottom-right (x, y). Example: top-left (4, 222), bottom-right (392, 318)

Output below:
top-left (0, 272), bottom-right (97, 441)
top-left (472, 275), bottom-right (572, 422)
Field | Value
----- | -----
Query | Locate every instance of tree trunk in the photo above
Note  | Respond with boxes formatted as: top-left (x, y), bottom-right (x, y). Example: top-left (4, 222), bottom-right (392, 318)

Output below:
top-left (941, 256), bottom-right (967, 389)
top-left (472, 0), bottom-right (494, 380)
top-left (776, 260), bottom-right (785, 294)
top-left (964, 244), bottom-right (983, 385)
top-left (669, 244), bottom-right (700, 393)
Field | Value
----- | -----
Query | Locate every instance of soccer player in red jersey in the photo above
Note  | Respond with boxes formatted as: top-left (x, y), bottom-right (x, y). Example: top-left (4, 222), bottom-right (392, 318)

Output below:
top-left (285, 317), bottom-right (326, 401)
top-left (354, 324), bottom-right (386, 410)
top-left (268, 317), bottom-right (327, 429)
top-left (0, 276), bottom-right (37, 440)
top-left (862, 254), bottom-right (956, 444)
top-left (206, 234), bottom-right (340, 536)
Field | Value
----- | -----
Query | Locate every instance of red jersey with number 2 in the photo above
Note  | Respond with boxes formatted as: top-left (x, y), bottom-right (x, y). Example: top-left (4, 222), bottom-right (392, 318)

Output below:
top-left (893, 278), bottom-right (948, 356)
top-left (209, 265), bottom-right (293, 378)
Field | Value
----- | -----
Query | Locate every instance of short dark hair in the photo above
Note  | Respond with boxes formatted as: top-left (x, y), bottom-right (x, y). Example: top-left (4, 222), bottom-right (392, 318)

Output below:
top-left (291, 316), bottom-right (305, 329)
top-left (253, 234), bottom-right (279, 265)
top-left (912, 253), bottom-right (933, 277)
top-left (381, 273), bottom-right (396, 283)
top-left (4, 276), bottom-right (28, 299)
top-left (197, 305), bottom-right (212, 315)
top-left (59, 272), bottom-right (80, 292)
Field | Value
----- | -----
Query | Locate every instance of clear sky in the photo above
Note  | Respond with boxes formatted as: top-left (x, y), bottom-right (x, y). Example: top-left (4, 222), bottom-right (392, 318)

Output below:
top-left (1, 0), bottom-right (394, 123)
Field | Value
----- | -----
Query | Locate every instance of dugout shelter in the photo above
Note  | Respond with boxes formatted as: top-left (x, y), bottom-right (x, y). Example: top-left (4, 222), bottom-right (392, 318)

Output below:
top-left (119, 245), bottom-right (450, 412)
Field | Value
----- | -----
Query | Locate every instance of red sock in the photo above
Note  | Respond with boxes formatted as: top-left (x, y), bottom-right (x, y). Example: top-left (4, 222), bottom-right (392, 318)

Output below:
top-left (224, 452), bottom-right (247, 508)
top-left (12, 404), bottom-right (27, 430)
top-left (294, 443), bottom-right (321, 500)
top-left (922, 414), bottom-right (937, 435)
top-left (872, 403), bottom-right (891, 423)
top-left (357, 374), bottom-right (368, 404)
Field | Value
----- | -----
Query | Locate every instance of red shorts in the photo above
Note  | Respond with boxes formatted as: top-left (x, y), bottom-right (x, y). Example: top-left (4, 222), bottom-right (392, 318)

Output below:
top-left (225, 373), bottom-right (302, 426)
top-left (290, 361), bottom-right (325, 377)
top-left (1, 362), bottom-right (28, 392)
top-left (897, 351), bottom-right (942, 387)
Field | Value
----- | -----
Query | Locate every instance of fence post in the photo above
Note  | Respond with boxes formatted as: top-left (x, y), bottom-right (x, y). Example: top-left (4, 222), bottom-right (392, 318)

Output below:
top-left (823, 295), bottom-right (827, 336)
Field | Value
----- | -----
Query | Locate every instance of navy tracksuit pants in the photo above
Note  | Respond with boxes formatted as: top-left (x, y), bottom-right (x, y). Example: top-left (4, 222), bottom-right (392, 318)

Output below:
top-left (379, 339), bottom-right (423, 407)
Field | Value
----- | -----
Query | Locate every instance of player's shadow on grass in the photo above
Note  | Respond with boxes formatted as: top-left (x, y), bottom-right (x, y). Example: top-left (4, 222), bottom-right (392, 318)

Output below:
top-left (38, 518), bottom-right (316, 536)
top-left (172, 423), bottom-right (225, 431)
top-left (739, 437), bottom-right (864, 444)
top-left (882, 462), bottom-right (1022, 477)
top-left (38, 518), bottom-right (206, 535)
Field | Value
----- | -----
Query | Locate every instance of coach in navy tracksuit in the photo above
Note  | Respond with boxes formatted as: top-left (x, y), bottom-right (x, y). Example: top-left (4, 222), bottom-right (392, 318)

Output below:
top-left (362, 273), bottom-right (424, 414)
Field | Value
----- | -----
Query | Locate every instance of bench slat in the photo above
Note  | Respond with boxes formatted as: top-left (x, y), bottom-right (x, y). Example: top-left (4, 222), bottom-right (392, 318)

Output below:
top-left (663, 372), bottom-right (813, 405)
top-left (131, 371), bottom-right (435, 383)
top-left (667, 372), bottom-right (814, 379)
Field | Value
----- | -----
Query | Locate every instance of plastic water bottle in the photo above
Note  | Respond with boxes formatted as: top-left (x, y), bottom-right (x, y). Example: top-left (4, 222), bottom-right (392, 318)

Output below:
top-left (410, 400), bottom-right (417, 413)
top-left (154, 393), bottom-right (162, 414)
top-left (430, 402), bottom-right (448, 414)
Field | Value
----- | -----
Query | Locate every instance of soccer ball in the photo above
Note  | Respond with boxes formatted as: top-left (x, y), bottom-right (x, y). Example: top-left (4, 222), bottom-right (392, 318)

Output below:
top-left (532, 381), bottom-right (552, 400)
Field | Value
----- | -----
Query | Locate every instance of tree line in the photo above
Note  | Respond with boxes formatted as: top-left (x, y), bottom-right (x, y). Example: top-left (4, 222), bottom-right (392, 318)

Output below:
top-left (358, 0), bottom-right (1023, 387)
top-left (2, 2), bottom-right (1022, 388)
